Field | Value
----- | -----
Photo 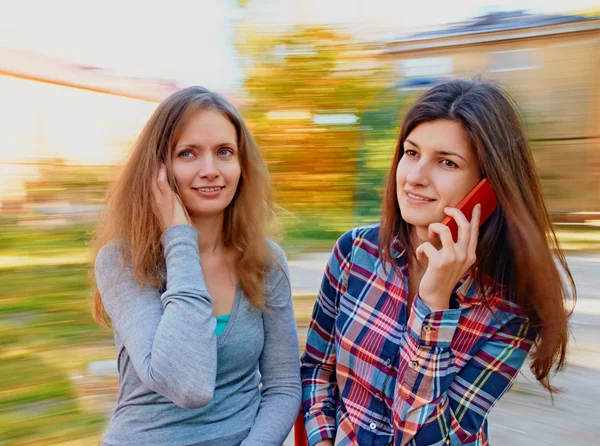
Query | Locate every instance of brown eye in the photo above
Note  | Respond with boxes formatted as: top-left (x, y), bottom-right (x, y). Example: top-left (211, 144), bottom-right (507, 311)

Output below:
top-left (442, 159), bottom-right (458, 168)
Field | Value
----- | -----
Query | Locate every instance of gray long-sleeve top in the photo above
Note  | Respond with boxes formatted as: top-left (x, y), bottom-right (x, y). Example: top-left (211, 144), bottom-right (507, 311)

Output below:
top-left (95, 225), bottom-right (301, 446)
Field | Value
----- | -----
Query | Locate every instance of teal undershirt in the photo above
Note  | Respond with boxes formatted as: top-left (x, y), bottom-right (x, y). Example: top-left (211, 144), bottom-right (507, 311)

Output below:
top-left (215, 314), bottom-right (231, 336)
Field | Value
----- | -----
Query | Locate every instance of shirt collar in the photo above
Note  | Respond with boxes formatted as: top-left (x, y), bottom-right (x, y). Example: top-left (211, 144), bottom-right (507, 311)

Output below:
top-left (390, 236), bottom-right (404, 260)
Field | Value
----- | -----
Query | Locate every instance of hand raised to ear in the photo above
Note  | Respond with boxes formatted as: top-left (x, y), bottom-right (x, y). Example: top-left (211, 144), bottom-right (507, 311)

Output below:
top-left (152, 164), bottom-right (191, 232)
top-left (415, 204), bottom-right (481, 311)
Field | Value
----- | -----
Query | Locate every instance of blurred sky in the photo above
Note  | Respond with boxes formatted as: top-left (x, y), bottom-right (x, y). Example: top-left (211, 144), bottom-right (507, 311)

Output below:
top-left (1, 0), bottom-right (598, 91)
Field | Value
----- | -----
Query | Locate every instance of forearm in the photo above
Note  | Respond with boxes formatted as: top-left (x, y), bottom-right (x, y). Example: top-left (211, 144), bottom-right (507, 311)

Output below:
top-left (96, 225), bottom-right (218, 408)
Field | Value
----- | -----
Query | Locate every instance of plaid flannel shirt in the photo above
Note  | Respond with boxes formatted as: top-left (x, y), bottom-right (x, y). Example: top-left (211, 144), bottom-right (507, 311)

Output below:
top-left (301, 225), bottom-right (535, 446)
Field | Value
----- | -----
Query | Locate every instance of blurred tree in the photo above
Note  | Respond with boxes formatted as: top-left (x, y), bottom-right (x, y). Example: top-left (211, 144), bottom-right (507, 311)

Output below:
top-left (235, 22), bottom-right (396, 228)
top-left (24, 158), bottom-right (114, 205)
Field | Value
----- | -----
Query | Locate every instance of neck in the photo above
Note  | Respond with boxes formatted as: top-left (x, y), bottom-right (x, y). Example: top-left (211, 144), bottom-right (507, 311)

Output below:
top-left (410, 225), bottom-right (429, 250)
top-left (191, 213), bottom-right (225, 255)
top-left (408, 225), bottom-right (436, 274)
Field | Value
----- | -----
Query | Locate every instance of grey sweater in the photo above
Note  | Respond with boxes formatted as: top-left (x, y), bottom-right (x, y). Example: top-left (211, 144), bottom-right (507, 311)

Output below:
top-left (95, 225), bottom-right (301, 446)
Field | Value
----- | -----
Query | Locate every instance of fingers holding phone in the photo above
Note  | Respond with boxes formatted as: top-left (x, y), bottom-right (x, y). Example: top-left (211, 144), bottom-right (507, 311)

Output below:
top-left (442, 206), bottom-right (480, 260)
top-left (441, 178), bottom-right (497, 243)
top-left (416, 204), bottom-right (481, 311)
top-left (152, 164), bottom-right (191, 232)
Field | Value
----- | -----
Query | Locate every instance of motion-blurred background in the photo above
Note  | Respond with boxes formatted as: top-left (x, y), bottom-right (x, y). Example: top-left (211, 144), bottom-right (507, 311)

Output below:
top-left (1, 1), bottom-right (599, 445)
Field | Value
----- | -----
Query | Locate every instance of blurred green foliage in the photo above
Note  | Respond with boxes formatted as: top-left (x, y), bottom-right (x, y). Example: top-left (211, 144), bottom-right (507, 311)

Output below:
top-left (24, 159), bottom-right (114, 205)
top-left (0, 220), bottom-right (111, 445)
top-left (0, 353), bottom-right (105, 445)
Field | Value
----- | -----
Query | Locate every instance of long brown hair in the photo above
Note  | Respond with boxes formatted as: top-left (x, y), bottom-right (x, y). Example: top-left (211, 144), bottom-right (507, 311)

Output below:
top-left (380, 78), bottom-right (574, 393)
top-left (91, 86), bottom-right (275, 324)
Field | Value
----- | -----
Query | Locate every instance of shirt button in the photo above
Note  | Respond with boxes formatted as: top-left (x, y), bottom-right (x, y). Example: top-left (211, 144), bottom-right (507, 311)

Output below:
top-left (374, 392), bottom-right (382, 400)
top-left (384, 358), bottom-right (392, 366)
top-left (410, 360), bottom-right (419, 369)
top-left (370, 422), bottom-right (377, 430)
top-left (423, 324), bottom-right (431, 332)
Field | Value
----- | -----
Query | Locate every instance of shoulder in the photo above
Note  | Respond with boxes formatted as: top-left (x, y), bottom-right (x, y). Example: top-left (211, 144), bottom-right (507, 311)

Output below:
top-left (95, 241), bottom-right (127, 275)
top-left (263, 239), bottom-right (292, 307)
top-left (334, 224), bottom-right (381, 256)
top-left (94, 242), bottom-right (136, 308)
top-left (264, 239), bottom-right (290, 288)
top-left (329, 224), bottom-right (382, 272)
top-left (266, 239), bottom-right (287, 269)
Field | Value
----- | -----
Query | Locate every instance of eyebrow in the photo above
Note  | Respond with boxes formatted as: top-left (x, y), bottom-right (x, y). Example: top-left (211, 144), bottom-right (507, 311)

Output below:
top-left (175, 142), bottom-right (238, 150)
top-left (404, 138), bottom-right (467, 162)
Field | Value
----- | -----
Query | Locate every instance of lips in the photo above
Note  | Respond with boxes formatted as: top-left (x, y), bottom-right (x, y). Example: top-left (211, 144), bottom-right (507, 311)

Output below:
top-left (404, 190), bottom-right (435, 202)
top-left (192, 186), bottom-right (224, 192)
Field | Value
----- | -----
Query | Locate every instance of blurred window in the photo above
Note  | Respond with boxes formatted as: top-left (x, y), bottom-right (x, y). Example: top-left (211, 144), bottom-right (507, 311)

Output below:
top-left (488, 49), bottom-right (540, 72)
top-left (397, 57), bottom-right (453, 78)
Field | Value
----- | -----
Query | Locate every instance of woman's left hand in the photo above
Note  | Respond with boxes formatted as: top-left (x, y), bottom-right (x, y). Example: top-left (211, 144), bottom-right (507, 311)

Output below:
top-left (415, 204), bottom-right (481, 311)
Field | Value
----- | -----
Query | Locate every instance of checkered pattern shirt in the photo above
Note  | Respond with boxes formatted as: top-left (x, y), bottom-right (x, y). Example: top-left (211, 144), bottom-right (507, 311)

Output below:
top-left (301, 225), bottom-right (535, 445)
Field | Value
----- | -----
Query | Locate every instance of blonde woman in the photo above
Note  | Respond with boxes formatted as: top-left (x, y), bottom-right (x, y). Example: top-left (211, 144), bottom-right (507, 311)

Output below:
top-left (92, 87), bottom-right (301, 446)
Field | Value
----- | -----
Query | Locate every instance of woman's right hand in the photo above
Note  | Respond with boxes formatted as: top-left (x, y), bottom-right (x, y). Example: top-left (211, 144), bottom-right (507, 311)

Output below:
top-left (152, 164), bottom-right (191, 232)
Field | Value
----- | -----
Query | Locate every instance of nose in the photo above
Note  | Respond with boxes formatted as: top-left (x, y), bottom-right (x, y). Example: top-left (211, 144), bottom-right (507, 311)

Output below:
top-left (405, 159), bottom-right (430, 187)
top-left (197, 153), bottom-right (219, 179)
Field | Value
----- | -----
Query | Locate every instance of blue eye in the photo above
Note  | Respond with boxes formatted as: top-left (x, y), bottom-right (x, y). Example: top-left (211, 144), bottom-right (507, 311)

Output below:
top-left (179, 149), bottom-right (193, 158)
top-left (218, 148), bottom-right (234, 156)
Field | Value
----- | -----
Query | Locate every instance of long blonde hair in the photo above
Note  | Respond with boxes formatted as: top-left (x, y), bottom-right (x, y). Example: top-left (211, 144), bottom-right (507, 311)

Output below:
top-left (91, 86), bottom-right (275, 325)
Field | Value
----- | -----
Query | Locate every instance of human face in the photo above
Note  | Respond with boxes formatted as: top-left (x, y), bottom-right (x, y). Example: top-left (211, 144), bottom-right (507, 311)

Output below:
top-left (396, 119), bottom-right (481, 238)
top-left (172, 109), bottom-right (241, 221)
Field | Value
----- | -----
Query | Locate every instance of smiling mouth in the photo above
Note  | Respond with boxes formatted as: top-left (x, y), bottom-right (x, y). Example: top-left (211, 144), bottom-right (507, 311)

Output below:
top-left (406, 192), bottom-right (435, 202)
top-left (192, 186), bottom-right (224, 192)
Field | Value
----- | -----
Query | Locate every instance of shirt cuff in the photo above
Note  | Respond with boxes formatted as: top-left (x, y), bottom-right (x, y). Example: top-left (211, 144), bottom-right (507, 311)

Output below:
top-left (305, 412), bottom-right (337, 446)
top-left (407, 293), bottom-right (461, 349)
top-left (161, 224), bottom-right (197, 247)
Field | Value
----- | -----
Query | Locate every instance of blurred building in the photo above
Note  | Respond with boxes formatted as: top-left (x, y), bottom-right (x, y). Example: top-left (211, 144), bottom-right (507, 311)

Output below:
top-left (0, 49), bottom-right (243, 212)
top-left (0, 48), bottom-right (185, 209)
top-left (383, 11), bottom-right (600, 213)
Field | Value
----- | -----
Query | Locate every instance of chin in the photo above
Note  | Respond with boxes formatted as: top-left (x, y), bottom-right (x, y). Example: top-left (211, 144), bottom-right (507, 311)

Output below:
top-left (403, 217), bottom-right (435, 228)
top-left (187, 206), bottom-right (228, 220)
top-left (400, 210), bottom-right (437, 227)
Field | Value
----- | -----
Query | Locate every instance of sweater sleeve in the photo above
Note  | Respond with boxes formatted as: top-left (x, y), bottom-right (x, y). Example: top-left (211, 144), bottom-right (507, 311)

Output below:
top-left (240, 241), bottom-right (302, 445)
top-left (95, 224), bottom-right (217, 409)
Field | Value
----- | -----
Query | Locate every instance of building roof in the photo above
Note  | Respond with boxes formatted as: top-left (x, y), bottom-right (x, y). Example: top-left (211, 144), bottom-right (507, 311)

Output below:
top-left (392, 11), bottom-right (597, 43)
top-left (0, 47), bottom-right (186, 103)
top-left (0, 47), bottom-right (245, 106)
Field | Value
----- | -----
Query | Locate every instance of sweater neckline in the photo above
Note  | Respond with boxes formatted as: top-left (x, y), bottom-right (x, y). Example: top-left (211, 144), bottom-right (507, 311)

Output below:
top-left (216, 285), bottom-right (241, 347)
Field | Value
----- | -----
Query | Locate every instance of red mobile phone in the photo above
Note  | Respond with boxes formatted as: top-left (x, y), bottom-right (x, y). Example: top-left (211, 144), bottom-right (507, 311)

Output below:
top-left (441, 178), bottom-right (497, 242)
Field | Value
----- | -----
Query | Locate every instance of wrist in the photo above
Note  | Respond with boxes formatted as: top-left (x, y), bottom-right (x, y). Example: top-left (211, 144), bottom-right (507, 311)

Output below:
top-left (417, 291), bottom-right (452, 311)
